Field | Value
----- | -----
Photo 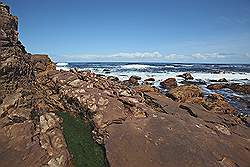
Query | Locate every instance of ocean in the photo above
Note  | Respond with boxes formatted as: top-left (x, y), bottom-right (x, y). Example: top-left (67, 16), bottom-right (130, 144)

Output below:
top-left (56, 62), bottom-right (250, 114)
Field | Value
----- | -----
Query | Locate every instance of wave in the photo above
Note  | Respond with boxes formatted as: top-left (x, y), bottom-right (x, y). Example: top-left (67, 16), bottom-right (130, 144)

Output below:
top-left (181, 64), bottom-right (193, 67)
top-left (56, 66), bottom-right (70, 71)
top-left (164, 65), bottom-right (175, 68)
top-left (56, 62), bottom-right (68, 66)
top-left (121, 64), bottom-right (155, 69)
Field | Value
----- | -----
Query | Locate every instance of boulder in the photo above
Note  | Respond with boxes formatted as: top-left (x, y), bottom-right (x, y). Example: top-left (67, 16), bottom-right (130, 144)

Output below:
top-left (133, 85), bottom-right (158, 93)
top-left (160, 78), bottom-right (177, 89)
top-left (144, 78), bottom-right (155, 82)
top-left (226, 83), bottom-right (250, 94)
top-left (169, 85), bottom-right (203, 103)
top-left (218, 78), bottom-right (228, 82)
top-left (129, 75), bottom-right (141, 81)
top-left (177, 72), bottom-right (194, 80)
top-left (31, 54), bottom-right (56, 73)
top-left (210, 78), bottom-right (228, 82)
top-left (203, 93), bottom-right (236, 114)
top-left (207, 84), bottom-right (225, 90)
top-left (125, 75), bottom-right (142, 86)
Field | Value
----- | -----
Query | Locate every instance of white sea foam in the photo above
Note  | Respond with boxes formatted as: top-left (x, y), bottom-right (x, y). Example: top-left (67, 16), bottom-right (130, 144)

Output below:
top-left (164, 65), bottom-right (175, 68)
top-left (181, 64), bottom-right (193, 67)
top-left (56, 66), bottom-right (70, 71)
top-left (103, 71), bottom-right (250, 86)
top-left (121, 64), bottom-right (155, 69)
top-left (56, 62), bottom-right (68, 66)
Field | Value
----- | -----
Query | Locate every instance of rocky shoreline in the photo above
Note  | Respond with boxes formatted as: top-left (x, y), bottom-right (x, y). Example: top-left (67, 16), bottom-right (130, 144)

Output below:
top-left (1, 3), bottom-right (250, 167)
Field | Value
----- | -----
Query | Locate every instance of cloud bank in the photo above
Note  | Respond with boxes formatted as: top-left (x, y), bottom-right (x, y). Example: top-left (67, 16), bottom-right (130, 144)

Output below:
top-left (56, 52), bottom-right (250, 64)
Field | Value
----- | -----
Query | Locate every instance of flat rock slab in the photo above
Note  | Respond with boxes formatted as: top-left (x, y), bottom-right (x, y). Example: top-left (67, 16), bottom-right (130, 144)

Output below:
top-left (105, 111), bottom-right (250, 167)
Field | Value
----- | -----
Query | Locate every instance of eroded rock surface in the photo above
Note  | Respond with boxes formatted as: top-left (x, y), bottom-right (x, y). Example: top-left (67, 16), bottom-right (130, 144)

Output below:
top-left (0, 4), bottom-right (71, 167)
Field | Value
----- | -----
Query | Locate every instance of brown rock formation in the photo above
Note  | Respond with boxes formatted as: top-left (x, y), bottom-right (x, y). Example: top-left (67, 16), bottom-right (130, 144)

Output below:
top-left (177, 72), bottom-right (194, 80)
top-left (0, 3), bottom-right (71, 166)
top-left (169, 84), bottom-right (204, 103)
top-left (203, 93), bottom-right (236, 114)
top-left (160, 78), bottom-right (177, 89)
top-left (226, 83), bottom-right (250, 95)
top-left (207, 83), bottom-right (225, 90)
top-left (1, 3), bottom-right (250, 167)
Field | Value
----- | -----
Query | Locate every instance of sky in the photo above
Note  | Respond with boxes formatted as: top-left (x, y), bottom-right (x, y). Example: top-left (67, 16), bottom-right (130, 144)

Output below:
top-left (3, 0), bottom-right (250, 63)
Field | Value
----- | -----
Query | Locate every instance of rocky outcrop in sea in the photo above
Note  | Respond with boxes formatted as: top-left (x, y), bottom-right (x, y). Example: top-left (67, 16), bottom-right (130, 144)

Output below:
top-left (0, 3), bottom-right (250, 167)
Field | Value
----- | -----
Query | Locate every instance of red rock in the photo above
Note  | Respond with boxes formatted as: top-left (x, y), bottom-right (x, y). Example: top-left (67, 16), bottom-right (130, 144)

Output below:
top-left (207, 84), bottom-right (225, 90)
top-left (226, 83), bottom-right (250, 94)
top-left (1, 3), bottom-right (250, 167)
top-left (169, 85), bottom-right (203, 103)
top-left (160, 78), bottom-right (177, 89)
top-left (133, 85), bottom-right (158, 93)
top-left (127, 75), bottom-right (141, 85)
top-left (203, 93), bottom-right (236, 114)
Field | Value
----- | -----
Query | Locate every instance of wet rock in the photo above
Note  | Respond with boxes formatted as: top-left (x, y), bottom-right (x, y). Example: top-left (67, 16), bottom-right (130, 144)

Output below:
top-left (180, 79), bottom-right (207, 85)
top-left (207, 84), bottom-right (225, 90)
top-left (177, 72), bottom-right (194, 80)
top-left (218, 78), bottom-right (228, 82)
top-left (210, 78), bottom-right (228, 82)
top-left (226, 83), bottom-right (250, 94)
top-left (144, 77), bottom-right (155, 82)
top-left (103, 69), bottom-right (111, 74)
top-left (160, 78), bottom-right (177, 89)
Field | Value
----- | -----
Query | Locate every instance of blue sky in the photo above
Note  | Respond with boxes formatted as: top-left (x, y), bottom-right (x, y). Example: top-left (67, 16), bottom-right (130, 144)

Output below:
top-left (4, 0), bottom-right (250, 63)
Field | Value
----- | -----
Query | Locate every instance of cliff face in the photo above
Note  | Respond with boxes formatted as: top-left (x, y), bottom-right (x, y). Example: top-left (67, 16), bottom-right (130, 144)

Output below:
top-left (0, 2), bottom-right (19, 47)
top-left (1, 2), bottom-right (250, 167)
top-left (0, 3), bottom-right (71, 167)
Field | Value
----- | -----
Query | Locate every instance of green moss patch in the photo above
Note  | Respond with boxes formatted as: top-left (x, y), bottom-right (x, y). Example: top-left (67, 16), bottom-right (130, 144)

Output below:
top-left (57, 112), bottom-right (107, 167)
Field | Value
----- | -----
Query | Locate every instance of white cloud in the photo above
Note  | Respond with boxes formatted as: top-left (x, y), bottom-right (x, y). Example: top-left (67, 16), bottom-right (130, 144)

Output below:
top-left (191, 53), bottom-right (226, 59)
top-left (56, 51), bottom-right (249, 63)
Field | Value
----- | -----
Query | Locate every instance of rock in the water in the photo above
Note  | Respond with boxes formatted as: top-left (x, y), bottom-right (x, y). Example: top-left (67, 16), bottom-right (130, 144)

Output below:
top-left (160, 78), bottom-right (177, 89)
top-left (177, 72), bottom-right (194, 80)
top-left (144, 77), bottom-right (155, 82)
top-left (210, 78), bottom-right (228, 82)
top-left (124, 75), bottom-right (142, 86)
top-left (226, 83), bottom-right (250, 94)
top-left (207, 84), bottom-right (225, 90)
